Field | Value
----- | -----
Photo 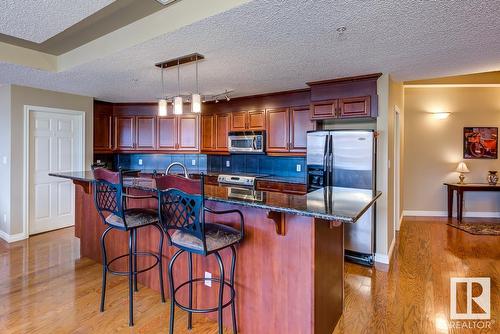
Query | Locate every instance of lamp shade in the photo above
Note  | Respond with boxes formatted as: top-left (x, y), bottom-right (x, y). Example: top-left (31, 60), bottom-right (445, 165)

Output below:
top-left (158, 99), bottom-right (167, 116)
top-left (173, 96), bottom-right (183, 115)
top-left (191, 93), bottom-right (201, 113)
top-left (456, 162), bottom-right (470, 173)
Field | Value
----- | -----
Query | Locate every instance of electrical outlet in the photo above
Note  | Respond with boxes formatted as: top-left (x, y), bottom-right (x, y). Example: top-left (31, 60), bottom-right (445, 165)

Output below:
top-left (138, 159), bottom-right (143, 166)
top-left (2, 156), bottom-right (8, 165)
top-left (204, 271), bottom-right (212, 287)
top-left (192, 159), bottom-right (196, 166)
top-left (296, 164), bottom-right (302, 172)
top-left (96, 159), bottom-right (101, 164)
top-left (226, 160), bottom-right (230, 168)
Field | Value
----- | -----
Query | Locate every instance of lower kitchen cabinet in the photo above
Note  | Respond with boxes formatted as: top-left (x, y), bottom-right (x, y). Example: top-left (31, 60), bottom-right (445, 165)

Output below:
top-left (256, 180), bottom-right (307, 195)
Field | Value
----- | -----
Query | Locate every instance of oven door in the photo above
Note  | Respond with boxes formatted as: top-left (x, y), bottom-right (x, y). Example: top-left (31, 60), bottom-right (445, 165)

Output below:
top-left (228, 135), bottom-right (263, 153)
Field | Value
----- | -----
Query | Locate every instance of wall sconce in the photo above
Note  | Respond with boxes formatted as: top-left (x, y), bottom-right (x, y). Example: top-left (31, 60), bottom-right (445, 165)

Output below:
top-left (430, 112), bottom-right (450, 120)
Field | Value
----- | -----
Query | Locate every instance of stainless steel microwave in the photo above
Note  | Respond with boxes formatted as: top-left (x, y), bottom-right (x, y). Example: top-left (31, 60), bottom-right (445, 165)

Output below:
top-left (228, 131), bottom-right (265, 154)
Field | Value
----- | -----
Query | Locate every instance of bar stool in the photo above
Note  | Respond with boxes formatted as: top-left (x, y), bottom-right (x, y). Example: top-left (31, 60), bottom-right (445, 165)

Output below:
top-left (92, 167), bottom-right (165, 326)
top-left (156, 174), bottom-right (244, 334)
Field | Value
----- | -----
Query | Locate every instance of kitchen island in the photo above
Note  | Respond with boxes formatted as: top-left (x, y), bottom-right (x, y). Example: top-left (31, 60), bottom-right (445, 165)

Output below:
top-left (51, 171), bottom-right (380, 334)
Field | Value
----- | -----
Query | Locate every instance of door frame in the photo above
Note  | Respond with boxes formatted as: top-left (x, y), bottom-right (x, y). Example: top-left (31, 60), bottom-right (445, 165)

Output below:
top-left (393, 105), bottom-right (402, 232)
top-left (22, 105), bottom-right (86, 239)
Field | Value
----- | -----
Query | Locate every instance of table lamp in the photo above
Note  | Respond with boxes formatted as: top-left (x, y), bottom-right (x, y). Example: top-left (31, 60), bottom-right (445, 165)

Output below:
top-left (456, 162), bottom-right (470, 184)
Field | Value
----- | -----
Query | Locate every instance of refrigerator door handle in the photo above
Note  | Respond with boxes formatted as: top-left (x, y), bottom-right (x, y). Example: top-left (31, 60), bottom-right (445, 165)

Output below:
top-left (329, 152), bottom-right (333, 172)
top-left (323, 153), bottom-right (328, 172)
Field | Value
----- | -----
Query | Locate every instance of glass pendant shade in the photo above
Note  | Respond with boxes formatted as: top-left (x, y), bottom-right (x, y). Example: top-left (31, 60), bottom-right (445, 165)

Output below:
top-left (191, 93), bottom-right (201, 113)
top-left (173, 96), bottom-right (183, 115)
top-left (158, 99), bottom-right (167, 116)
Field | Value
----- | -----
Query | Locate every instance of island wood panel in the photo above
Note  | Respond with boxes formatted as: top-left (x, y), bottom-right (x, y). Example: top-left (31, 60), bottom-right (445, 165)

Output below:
top-left (73, 181), bottom-right (343, 334)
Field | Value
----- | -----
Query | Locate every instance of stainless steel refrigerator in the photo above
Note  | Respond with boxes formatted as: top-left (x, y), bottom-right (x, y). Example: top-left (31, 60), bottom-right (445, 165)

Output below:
top-left (306, 130), bottom-right (376, 266)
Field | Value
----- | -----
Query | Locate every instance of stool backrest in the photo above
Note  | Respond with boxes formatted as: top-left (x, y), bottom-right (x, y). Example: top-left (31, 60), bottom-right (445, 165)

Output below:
top-left (157, 175), bottom-right (207, 252)
top-left (92, 166), bottom-right (125, 226)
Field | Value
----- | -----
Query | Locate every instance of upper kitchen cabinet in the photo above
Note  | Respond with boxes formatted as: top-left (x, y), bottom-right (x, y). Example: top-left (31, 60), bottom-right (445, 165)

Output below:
top-left (114, 116), bottom-right (136, 150)
top-left (115, 115), bottom-right (157, 151)
top-left (230, 110), bottom-right (266, 131)
top-left (135, 116), bottom-right (156, 150)
top-left (266, 106), bottom-right (313, 155)
top-left (308, 73), bottom-right (381, 120)
top-left (93, 100), bottom-right (113, 153)
top-left (201, 113), bottom-right (230, 153)
top-left (157, 114), bottom-right (199, 152)
top-left (157, 116), bottom-right (177, 150)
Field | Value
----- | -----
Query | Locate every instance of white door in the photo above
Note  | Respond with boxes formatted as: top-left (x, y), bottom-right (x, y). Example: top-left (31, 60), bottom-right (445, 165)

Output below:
top-left (29, 110), bottom-right (83, 235)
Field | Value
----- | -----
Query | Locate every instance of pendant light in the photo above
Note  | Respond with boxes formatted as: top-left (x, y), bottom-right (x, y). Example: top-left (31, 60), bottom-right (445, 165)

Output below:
top-left (173, 60), bottom-right (183, 115)
top-left (158, 65), bottom-right (167, 116)
top-left (191, 56), bottom-right (201, 113)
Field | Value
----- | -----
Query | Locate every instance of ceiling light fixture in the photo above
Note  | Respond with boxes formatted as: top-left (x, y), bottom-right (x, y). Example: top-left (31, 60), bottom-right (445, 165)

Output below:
top-left (173, 61), bottom-right (183, 115)
top-left (155, 0), bottom-right (177, 5)
top-left (191, 55), bottom-right (201, 113)
top-left (158, 66), bottom-right (167, 116)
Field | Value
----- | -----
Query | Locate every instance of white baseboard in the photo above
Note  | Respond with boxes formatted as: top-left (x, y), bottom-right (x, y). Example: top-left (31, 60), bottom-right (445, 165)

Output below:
top-left (375, 237), bottom-right (396, 265)
top-left (403, 210), bottom-right (500, 218)
top-left (0, 230), bottom-right (28, 243)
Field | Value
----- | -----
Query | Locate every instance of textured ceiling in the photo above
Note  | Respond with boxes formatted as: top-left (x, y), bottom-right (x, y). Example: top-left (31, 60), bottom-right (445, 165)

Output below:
top-left (0, 0), bottom-right (114, 43)
top-left (0, 0), bottom-right (499, 102)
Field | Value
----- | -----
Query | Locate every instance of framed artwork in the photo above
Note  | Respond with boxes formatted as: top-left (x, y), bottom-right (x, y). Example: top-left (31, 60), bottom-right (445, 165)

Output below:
top-left (463, 127), bottom-right (498, 159)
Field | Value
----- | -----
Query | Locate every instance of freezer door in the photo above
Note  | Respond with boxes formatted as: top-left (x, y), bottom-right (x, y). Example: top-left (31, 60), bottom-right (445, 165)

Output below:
top-left (306, 131), bottom-right (329, 167)
top-left (330, 130), bottom-right (374, 189)
top-left (344, 207), bottom-right (374, 254)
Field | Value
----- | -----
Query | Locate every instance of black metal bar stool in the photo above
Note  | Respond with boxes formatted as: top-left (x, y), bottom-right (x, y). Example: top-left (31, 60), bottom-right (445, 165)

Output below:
top-left (92, 167), bottom-right (165, 326)
top-left (156, 174), bottom-right (244, 334)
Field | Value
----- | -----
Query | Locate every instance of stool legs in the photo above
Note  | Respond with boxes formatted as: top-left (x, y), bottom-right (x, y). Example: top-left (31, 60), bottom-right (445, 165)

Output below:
top-left (153, 223), bottom-right (166, 303)
top-left (188, 252), bottom-right (193, 330)
top-left (229, 245), bottom-right (237, 334)
top-left (168, 249), bottom-right (184, 334)
top-left (99, 226), bottom-right (113, 312)
top-left (128, 230), bottom-right (134, 327)
top-left (133, 229), bottom-right (138, 292)
top-left (214, 252), bottom-right (225, 334)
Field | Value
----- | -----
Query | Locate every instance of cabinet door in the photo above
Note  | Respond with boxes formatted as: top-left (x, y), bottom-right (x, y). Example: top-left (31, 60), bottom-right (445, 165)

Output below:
top-left (266, 108), bottom-right (290, 153)
top-left (177, 115), bottom-right (199, 151)
top-left (201, 114), bottom-right (215, 151)
top-left (290, 106), bottom-right (314, 153)
top-left (115, 116), bottom-right (135, 150)
top-left (231, 111), bottom-right (248, 131)
top-left (248, 110), bottom-right (266, 130)
top-left (94, 113), bottom-right (112, 152)
top-left (339, 96), bottom-right (371, 118)
top-left (136, 116), bottom-right (156, 150)
top-left (311, 100), bottom-right (338, 120)
top-left (215, 113), bottom-right (230, 151)
top-left (157, 116), bottom-right (177, 151)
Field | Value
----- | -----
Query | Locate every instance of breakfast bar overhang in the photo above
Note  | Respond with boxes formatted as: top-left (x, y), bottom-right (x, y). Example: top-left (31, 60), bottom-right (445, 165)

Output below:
top-left (51, 172), bottom-right (381, 334)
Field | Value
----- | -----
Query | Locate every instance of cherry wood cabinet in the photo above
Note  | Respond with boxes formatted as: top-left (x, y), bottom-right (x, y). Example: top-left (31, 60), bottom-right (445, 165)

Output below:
top-left (311, 100), bottom-right (338, 120)
top-left (157, 116), bottom-right (177, 150)
top-left (230, 110), bottom-right (265, 131)
top-left (201, 113), bottom-right (230, 153)
top-left (136, 116), bottom-right (156, 150)
top-left (256, 180), bottom-right (307, 195)
top-left (266, 106), bottom-right (314, 155)
top-left (114, 116), bottom-right (135, 150)
top-left (177, 115), bottom-right (199, 151)
top-left (339, 96), bottom-right (371, 118)
top-left (94, 112), bottom-right (113, 152)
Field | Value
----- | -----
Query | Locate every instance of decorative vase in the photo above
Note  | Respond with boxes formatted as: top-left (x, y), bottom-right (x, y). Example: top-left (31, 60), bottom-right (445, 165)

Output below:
top-left (487, 170), bottom-right (498, 185)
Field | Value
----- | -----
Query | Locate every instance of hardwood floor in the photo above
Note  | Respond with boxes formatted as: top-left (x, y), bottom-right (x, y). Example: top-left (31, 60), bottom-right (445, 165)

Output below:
top-left (0, 217), bottom-right (498, 333)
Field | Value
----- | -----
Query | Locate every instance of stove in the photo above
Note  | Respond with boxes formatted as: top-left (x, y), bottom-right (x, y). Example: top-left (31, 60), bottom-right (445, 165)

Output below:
top-left (217, 174), bottom-right (260, 188)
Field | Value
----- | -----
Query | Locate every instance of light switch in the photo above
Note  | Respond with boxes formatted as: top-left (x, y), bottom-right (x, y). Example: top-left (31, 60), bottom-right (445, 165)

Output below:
top-left (226, 160), bottom-right (231, 168)
top-left (296, 164), bottom-right (302, 172)
top-left (138, 159), bottom-right (143, 166)
top-left (192, 159), bottom-right (196, 166)
top-left (2, 156), bottom-right (7, 165)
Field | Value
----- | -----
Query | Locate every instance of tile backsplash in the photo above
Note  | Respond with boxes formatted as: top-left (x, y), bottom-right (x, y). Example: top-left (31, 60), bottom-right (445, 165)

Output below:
top-left (102, 153), bottom-right (306, 179)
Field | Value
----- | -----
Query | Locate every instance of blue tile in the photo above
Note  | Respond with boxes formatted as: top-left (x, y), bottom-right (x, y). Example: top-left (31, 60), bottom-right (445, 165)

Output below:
top-left (199, 155), bottom-right (207, 172)
top-left (221, 156), bottom-right (232, 173)
top-left (232, 155), bottom-right (245, 173)
top-left (245, 155), bottom-right (259, 173)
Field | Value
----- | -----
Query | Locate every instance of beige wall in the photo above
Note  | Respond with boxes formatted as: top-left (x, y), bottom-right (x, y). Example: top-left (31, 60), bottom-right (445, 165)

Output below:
top-left (0, 85), bottom-right (12, 235)
top-left (403, 87), bottom-right (500, 215)
top-left (6, 85), bottom-right (93, 236)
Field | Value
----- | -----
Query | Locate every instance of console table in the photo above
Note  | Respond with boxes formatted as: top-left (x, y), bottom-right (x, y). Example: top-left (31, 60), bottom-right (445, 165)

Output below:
top-left (444, 183), bottom-right (500, 221)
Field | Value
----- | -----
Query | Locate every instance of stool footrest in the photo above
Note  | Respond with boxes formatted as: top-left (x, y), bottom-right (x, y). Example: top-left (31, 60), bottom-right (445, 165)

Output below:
top-left (173, 277), bottom-right (235, 313)
top-left (106, 252), bottom-right (160, 276)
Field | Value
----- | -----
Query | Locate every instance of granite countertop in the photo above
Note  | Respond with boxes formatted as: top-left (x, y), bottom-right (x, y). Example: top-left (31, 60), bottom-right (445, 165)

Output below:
top-left (50, 172), bottom-right (379, 223)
